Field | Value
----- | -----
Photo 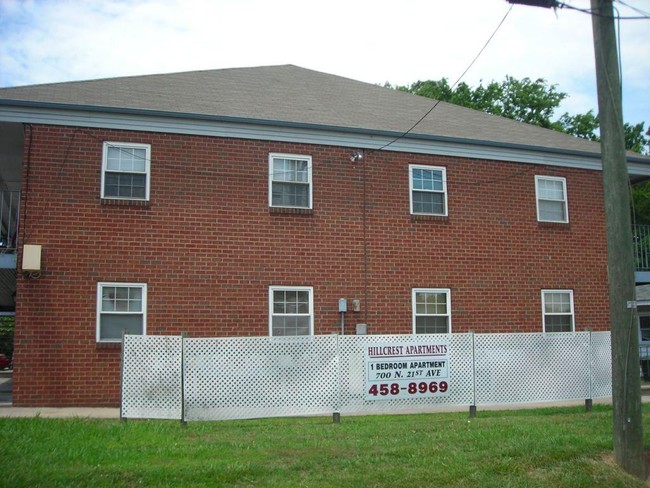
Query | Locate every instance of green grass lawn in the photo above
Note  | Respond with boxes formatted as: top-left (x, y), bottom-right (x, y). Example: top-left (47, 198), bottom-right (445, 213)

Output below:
top-left (1, 404), bottom-right (648, 487)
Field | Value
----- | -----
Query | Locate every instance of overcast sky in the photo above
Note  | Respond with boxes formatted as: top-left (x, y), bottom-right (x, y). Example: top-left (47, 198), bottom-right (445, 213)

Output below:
top-left (0, 0), bottom-right (648, 125)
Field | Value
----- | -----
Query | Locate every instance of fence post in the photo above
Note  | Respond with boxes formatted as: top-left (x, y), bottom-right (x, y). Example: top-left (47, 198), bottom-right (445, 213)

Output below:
top-left (119, 330), bottom-right (127, 423)
top-left (333, 333), bottom-right (341, 424)
top-left (585, 328), bottom-right (593, 412)
top-left (181, 331), bottom-right (188, 428)
top-left (469, 331), bottom-right (477, 418)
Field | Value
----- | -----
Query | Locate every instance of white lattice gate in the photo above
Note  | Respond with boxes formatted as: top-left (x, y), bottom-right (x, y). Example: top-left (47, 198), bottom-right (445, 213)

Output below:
top-left (120, 332), bottom-right (612, 421)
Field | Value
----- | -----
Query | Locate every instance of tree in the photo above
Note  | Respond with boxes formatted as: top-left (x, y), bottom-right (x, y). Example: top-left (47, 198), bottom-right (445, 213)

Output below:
top-left (555, 110), bottom-right (600, 141)
top-left (392, 76), bottom-right (649, 154)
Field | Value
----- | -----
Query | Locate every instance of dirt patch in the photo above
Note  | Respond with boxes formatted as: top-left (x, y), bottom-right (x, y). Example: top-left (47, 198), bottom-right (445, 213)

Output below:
top-left (599, 452), bottom-right (649, 484)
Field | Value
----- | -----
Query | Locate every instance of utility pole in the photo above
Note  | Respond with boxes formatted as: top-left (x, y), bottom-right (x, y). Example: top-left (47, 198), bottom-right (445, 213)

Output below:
top-left (590, 0), bottom-right (644, 478)
top-left (506, 0), bottom-right (644, 478)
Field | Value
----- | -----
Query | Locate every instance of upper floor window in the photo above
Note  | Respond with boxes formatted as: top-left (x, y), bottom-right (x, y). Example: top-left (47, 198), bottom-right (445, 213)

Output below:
top-left (102, 142), bottom-right (151, 201)
top-left (412, 288), bottom-right (451, 334)
top-left (410, 165), bottom-right (447, 216)
top-left (269, 286), bottom-right (313, 336)
top-left (541, 289), bottom-right (574, 333)
top-left (535, 176), bottom-right (568, 223)
top-left (269, 153), bottom-right (312, 209)
top-left (638, 315), bottom-right (650, 344)
top-left (97, 282), bottom-right (147, 342)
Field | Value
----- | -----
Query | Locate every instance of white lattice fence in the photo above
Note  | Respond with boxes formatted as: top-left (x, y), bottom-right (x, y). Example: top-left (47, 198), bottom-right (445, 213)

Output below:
top-left (591, 332), bottom-right (613, 398)
top-left (183, 336), bottom-right (339, 421)
top-left (474, 332), bottom-right (592, 405)
top-left (121, 335), bottom-right (182, 419)
top-left (121, 332), bottom-right (612, 421)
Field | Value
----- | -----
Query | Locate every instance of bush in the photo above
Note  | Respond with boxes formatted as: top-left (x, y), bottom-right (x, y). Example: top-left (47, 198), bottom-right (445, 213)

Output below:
top-left (0, 316), bottom-right (14, 359)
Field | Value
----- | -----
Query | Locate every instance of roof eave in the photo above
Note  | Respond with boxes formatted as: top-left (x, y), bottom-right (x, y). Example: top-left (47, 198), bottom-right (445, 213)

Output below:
top-left (1, 98), bottom-right (647, 165)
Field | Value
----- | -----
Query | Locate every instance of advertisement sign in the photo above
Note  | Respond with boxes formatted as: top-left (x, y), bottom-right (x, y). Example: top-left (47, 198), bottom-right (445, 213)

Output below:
top-left (365, 341), bottom-right (450, 400)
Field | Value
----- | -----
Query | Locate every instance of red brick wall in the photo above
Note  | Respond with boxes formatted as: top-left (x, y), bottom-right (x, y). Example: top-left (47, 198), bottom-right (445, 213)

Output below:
top-left (12, 124), bottom-right (610, 406)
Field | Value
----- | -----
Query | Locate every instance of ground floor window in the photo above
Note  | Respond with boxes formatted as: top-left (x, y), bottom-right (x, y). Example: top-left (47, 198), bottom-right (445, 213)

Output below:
top-left (541, 289), bottom-right (574, 333)
top-left (269, 286), bottom-right (313, 336)
top-left (97, 282), bottom-right (147, 342)
top-left (412, 288), bottom-right (451, 334)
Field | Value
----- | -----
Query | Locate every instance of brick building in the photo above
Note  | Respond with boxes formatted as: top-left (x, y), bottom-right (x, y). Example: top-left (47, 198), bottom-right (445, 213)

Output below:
top-left (0, 65), bottom-right (649, 406)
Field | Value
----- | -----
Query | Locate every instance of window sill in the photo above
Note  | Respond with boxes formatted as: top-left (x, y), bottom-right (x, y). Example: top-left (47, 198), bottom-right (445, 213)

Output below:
top-left (537, 221), bottom-right (570, 229)
top-left (101, 198), bottom-right (150, 208)
top-left (96, 342), bottom-right (122, 350)
top-left (410, 214), bottom-right (449, 223)
top-left (270, 207), bottom-right (314, 215)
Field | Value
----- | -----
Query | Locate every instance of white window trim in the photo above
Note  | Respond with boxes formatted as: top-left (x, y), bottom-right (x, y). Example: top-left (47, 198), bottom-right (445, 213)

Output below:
top-left (535, 175), bottom-right (568, 223)
top-left (96, 282), bottom-right (148, 342)
top-left (269, 286), bottom-right (314, 336)
top-left (541, 289), bottom-right (575, 333)
top-left (411, 288), bottom-right (452, 334)
top-left (409, 164), bottom-right (448, 216)
top-left (101, 141), bottom-right (151, 201)
top-left (268, 153), bottom-right (313, 209)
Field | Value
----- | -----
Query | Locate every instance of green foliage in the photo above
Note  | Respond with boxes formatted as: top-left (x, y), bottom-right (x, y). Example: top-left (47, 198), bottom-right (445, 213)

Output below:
top-left (393, 76), bottom-right (649, 155)
top-left (0, 315), bottom-right (14, 359)
top-left (631, 181), bottom-right (650, 226)
top-left (396, 76), bottom-right (568, 129)
top-left (625, 121), bottom-right (650, 155)
top-left (1, 405), bottom-right (649, 487)
top-left (555, 110), bottom-right (600, 141)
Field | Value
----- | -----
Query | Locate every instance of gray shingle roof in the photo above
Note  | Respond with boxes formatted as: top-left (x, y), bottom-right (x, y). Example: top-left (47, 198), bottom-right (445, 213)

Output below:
top-left (0, 64), bottom-right (644, 159)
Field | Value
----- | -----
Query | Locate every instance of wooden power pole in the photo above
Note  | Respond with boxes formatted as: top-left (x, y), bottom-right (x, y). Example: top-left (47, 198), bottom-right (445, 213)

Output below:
top-left (590, 0), bottom-right (644, 478)
top-left (507, 0), bottom-right (645, 478)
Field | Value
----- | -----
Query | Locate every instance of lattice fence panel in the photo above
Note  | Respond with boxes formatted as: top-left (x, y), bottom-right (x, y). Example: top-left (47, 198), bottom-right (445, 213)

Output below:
top-left (474, 332), bottom-right (591, 405)
top-left (591, 332), bottom-right (612, 398)
top-left (337, 334), bottom-right (474, 414)
top-left (121, 335), bottom-right (182, 419)
top-left (183, 336), bottom-right (339, 421)
top-left (121, 332), bottom-right (613, 421)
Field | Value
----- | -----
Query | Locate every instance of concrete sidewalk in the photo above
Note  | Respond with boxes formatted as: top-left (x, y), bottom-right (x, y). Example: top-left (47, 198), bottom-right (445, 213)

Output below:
top-left (1, 396), bottom-right (648, 419)
top-left (0, 406), bottom-right (120, 418)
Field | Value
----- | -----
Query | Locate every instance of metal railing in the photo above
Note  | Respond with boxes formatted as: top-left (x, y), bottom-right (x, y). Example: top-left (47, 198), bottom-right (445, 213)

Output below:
top-left (634, 225), bottom-right (650, 271)
top-left (0, 191), bottom-right (19, 252)
top-left (641, 345), bottom-right (650, 381)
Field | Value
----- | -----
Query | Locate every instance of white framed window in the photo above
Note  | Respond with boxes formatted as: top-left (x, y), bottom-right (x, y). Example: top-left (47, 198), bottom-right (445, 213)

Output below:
top-left (269, 153), bottom-right (312, 209)
top-left (101, 142), bottom-right (151, 200)
top-left (412, 288), bottom-right (451, 334)
top-left (96, 282), bottom-right (147, 342)
top-left (541, 289), bottom-right (574, 333)
top-left (410, 165), bottom-right (447, 216)
top-left (269, 286), bottom-right (313, 336)
top-left (535, 176), bottom-right (568, 223)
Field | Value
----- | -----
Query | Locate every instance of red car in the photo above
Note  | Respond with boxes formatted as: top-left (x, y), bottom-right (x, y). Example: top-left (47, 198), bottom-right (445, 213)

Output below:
top-left (0, 354), bottom-right (11, 370)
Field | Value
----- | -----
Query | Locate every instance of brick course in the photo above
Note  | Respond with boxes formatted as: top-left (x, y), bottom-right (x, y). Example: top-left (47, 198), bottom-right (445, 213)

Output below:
top-left (13, 124), bottom-right (609, 406)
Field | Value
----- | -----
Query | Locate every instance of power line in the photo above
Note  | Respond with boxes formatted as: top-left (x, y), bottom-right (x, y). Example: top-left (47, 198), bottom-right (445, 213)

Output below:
top-left (559, 0), bottom-right (650, 18)
top-left (372, 4), bottom-right (514, 153)
top-left (615, 0), bottom-right (650, 17)
top-left (508, 0), bottom-right (650, 18)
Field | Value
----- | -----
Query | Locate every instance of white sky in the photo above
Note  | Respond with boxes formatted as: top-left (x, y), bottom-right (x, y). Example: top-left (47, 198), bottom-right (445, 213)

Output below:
top-left (0, 0), bottom-right (648, 125)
